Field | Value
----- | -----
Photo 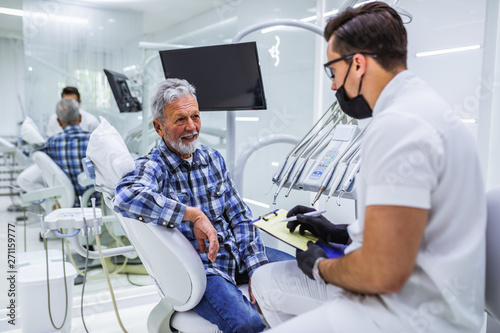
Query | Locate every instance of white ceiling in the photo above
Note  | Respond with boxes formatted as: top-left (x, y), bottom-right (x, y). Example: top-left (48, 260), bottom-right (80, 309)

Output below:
top-left (0, 0), bottom-right (487, 37)
top-left (0, 0), bottom-right (217, 37)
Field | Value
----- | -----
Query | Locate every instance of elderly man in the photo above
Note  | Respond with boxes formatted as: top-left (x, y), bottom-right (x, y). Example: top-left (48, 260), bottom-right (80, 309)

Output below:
top-left (114, 78), bottom-right (292, 332)
top-left (43, 98), bottom-right (96, 205)
top-left (251, 3), bottom-right (486, 333)
top-left (46, 86), bottom-right (99, 137)
top-left (17, 98), bottom-right (95, 207)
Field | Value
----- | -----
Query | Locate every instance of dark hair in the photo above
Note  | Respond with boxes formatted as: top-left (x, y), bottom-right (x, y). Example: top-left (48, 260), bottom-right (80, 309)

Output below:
top-left (324, 2), bottom-right (407, 72)
top-left (61, 86), bottom-right (81, 102)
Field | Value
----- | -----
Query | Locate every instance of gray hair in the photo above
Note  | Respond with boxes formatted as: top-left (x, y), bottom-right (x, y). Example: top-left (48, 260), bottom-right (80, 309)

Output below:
top-left (55, 98), bottom-right (80, 123)
top-left (150, 78), bottom-right (197, 121)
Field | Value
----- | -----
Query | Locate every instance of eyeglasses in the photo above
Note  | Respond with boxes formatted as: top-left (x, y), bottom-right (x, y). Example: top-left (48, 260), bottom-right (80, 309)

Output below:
top-left (323, 53), bottom-right (377, 80)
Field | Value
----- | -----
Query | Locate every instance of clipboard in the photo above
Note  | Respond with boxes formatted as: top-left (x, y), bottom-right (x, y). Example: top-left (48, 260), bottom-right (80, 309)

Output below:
top-left (252, 209), bottom-right (346, 258)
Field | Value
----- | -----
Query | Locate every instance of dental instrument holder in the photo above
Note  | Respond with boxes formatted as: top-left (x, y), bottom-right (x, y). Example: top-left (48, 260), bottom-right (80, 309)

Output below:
top-left (40, 207), bottom-right (103, 239)
top-left (274, 124), bottom-right (360, 203)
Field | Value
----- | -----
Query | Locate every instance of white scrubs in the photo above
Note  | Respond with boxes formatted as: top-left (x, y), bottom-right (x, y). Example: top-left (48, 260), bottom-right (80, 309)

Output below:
top-left (252, 70), bottom-right (486, 333)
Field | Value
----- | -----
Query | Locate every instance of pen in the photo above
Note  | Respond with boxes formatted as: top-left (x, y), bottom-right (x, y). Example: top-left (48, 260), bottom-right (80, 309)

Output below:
top-left (281, 210), bottom-right (327, 222)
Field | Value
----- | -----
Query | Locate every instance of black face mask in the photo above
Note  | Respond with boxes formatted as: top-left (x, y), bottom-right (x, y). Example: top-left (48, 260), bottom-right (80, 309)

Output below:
top-left (335, 61), bottom-right (373, 119)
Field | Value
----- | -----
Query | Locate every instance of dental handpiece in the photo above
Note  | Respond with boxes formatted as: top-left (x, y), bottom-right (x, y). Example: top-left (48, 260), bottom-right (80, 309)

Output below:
top-left (311, 158), bottom-right (341, 205)
top-left (312, 141), bottom-right (359, 205)
top-left (273, 163), bottom-right (294, 205)
top-left (274, 135), bottom-right (312, 185)
top-left (286, 126), bottom-right (337, 197)
top-left (272, 159), bottom-right (288, 184)
top-left (274, 103), bottom-right (342, 204)
top-left (324, 162), bottom-right (349, 203)
top-left (340, 159), bottom-right (361, 193)
top-left (273, 105), bottom-right (336, 184)
top-left (287, 112), bottom-right (345, 199)
top-left (273, 140), bottom-right (306, 184)
top-left (325, 146), bottom-right (361, 201)
top-left (79, 196), bottom-right (89, 237)
top-left (276, 116), bottom-right (338, 203)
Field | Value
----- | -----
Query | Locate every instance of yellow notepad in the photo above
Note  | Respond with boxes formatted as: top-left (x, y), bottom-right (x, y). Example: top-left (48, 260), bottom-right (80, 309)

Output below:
top-left (252, 209), bottom-right (318, 251)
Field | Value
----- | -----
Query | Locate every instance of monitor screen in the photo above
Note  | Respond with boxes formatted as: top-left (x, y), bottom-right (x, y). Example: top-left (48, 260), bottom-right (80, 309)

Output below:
top-left (104, 69), bottom-right (142, 113)
top-left (159, 42), bottom-right (267, 111)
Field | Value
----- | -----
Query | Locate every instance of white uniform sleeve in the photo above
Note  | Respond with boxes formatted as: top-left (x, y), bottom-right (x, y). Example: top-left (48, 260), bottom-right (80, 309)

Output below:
top-left (45, 114), bottom-right (62, 137)
top-left (79, 109), bottom-right (100, 133)
top-left (362, 112), bottom-right (445, 209)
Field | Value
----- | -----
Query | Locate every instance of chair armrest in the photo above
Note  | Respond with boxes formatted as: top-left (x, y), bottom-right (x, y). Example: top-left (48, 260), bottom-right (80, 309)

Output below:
top-left (20, 185), bottom-right (66, 207)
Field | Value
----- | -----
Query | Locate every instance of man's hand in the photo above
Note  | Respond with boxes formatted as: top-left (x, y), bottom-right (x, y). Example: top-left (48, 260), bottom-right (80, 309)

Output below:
top-left (287, 205), bottom-right (350, 244)
top-left (296, 241), bottom-right (327, 280)
top-left (184, 207), bottom-right (219, 262)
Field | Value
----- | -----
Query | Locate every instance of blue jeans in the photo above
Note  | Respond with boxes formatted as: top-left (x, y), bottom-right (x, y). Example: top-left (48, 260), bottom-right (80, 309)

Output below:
top-left (193, 247), bottom-right (294, 332)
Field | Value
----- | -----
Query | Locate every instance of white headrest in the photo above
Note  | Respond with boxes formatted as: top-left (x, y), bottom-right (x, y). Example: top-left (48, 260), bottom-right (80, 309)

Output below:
top-left (86, 116), bottom-right (135, 195)
top-left (21, 117), bottom-right (45, 146)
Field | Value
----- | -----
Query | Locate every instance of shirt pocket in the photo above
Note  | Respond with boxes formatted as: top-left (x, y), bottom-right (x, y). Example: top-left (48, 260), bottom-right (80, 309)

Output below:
top-left (206, 181), bottom-right (227, 219)
top-left (166, 189), bottom-right (189, 205)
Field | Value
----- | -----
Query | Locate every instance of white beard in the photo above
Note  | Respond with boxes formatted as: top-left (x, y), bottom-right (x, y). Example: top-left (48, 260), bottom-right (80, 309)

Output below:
top-left (166, 131), bottom-right (199, 155)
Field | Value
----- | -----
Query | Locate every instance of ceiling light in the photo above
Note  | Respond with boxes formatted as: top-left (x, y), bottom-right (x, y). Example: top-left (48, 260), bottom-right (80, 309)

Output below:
top-left (461, 119), bottom-right (477, 124)
top-left (353, 1), bottom-right (377, 8)
top-left (235, 117), bottom-right (259, 122)
top-left (416, 45), bottom-right (481, 58)
top-left (0, 6), bottom-right (88, 25)
top-left (243, 198), bottom-right (270, 209)
top-left (0, 7), bottom-right (23, 17)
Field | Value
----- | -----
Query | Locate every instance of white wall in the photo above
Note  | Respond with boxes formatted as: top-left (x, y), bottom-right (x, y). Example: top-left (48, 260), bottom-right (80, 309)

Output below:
top-left (0, 36), bottom-right (25, 137)
top-left (22, 0), bottom-right (143, 135)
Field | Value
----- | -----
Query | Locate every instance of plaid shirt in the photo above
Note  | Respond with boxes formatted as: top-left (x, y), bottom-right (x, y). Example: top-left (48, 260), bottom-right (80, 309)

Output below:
top-left (114, 140), bottom-right (268, 284)
top-left (43, 125), bottom-right (93, 206)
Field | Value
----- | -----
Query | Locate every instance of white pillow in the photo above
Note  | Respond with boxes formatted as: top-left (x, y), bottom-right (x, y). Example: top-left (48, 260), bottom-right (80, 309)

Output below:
top-left (86, 116), bottom-right (135, 195)
top-left (21, 117), bottom-right (45, 146)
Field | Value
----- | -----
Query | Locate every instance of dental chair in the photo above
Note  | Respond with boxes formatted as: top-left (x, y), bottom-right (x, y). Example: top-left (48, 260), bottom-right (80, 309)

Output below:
top-left (485, 185), bottom-right (500, 326)
top-left (20, 151), bottom-right (75, 210)
top-left (110, 196), bottom-right (228, 332)
top-left (86, 117), bottom-right (247, 332)
top-left (20, 150), bottom-right (96, 209)
top-left (95, 180), bottom-right (249, 333)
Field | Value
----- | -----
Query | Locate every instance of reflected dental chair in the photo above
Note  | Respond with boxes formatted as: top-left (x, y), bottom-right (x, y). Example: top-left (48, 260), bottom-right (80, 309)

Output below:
top-left (20, 151), bottom-right (75, 210)
top-left (20, 151), bottom-right (96, 210)
top-left (485, 185), bottom-right (500, 326)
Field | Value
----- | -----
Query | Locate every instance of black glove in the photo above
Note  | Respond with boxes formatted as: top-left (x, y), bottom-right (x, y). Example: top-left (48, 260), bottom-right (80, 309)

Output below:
top-left (286, 205), bottom-right (350, 245)
top-left (296, 241), bottom-right (327, 280)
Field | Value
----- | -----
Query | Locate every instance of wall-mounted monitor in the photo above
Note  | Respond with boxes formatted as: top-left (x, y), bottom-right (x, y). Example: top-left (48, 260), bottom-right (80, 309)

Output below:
top-left (103, 69), bottom-right (142, 113)
top-left (159, 42), bottom-right (267, 111)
